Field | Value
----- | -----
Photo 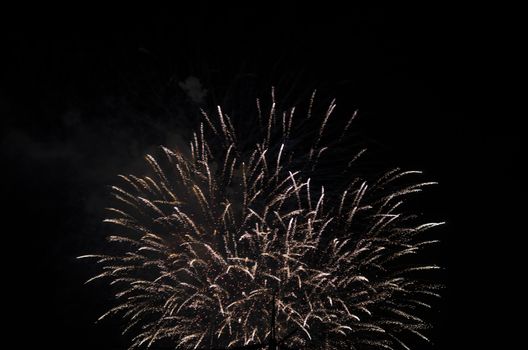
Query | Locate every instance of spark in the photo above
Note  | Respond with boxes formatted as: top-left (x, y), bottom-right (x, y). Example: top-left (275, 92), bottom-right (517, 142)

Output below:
top-left (80, 90), bottom-right (443, 349)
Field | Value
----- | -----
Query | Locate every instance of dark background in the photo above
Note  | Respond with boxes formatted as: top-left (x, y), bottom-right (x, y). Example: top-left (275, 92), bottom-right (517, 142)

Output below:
top-left (2, 3), bottom-right (511, 349)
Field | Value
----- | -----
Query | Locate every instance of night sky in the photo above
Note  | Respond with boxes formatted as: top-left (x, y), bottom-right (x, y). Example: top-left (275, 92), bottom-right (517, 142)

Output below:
top-left (3, 4), bottom-right (512, 349)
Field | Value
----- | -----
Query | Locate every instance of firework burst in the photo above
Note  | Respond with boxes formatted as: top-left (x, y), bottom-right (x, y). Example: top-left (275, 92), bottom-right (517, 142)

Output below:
top-left (80, 90), bottom-right (443, 349)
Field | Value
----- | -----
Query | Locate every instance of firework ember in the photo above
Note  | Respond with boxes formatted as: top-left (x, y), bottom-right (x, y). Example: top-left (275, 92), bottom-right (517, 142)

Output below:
top-left (80, 90), bottom-right (443, 349)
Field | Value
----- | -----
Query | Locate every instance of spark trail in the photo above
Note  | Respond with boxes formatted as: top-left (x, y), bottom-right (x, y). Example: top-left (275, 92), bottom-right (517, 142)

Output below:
top-left (80, 91), bottom-right (443, 349)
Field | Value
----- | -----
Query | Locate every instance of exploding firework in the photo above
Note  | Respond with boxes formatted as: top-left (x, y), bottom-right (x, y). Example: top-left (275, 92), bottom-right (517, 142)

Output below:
top-left (80, 90), bottom-right (443, 349)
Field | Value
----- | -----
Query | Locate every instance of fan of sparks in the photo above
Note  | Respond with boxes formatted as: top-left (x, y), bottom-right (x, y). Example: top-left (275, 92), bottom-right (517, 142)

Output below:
top-left (80, 91), bottom-right (443, 349)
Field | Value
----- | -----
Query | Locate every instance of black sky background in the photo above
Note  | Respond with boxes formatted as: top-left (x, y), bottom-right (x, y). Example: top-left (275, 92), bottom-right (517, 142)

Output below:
top-left (2, 3), bottom-right (513, 349)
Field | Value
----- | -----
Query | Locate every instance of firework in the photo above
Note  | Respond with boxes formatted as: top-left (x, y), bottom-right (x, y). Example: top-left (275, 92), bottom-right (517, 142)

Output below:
top-left (80, 90), bottom-right (443, 349)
